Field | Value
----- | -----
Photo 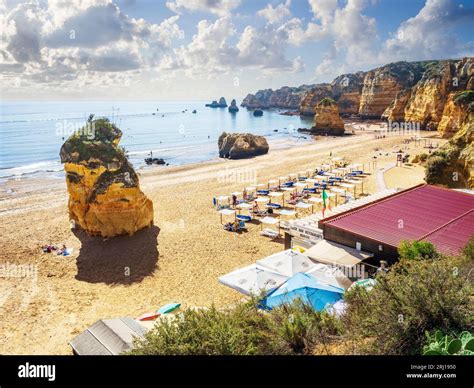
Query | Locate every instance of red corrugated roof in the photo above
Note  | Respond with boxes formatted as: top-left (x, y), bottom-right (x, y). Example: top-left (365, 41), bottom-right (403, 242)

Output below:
top-left (323, 185), bottom-right (474, 254)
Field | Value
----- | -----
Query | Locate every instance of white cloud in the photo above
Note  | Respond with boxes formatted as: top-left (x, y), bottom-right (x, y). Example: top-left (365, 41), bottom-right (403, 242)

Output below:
top-left (166, 0), bottom-right (241, 16)
top-left (169, 16), bottom-right (305, 77)
top-left (383, 0), bottom-right (474, 61)
top-left (0, 0), bottom-right (182, 88)
top-left (257, 0), bottom-right (291, 24)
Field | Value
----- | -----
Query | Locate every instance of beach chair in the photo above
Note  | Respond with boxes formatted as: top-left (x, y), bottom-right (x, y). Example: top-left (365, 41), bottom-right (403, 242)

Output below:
top-left (266, 203), bottom-right (282, 210)
top-left (261, 228), bottom-right (279, 239)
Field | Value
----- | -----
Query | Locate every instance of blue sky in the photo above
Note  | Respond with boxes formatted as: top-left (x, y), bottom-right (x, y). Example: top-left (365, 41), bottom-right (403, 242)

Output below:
top-left (1, 0), bottom-right (473, 100)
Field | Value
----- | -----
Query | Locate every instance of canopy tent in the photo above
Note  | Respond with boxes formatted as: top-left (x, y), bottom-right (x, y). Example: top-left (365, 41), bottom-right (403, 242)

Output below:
top-left (305, 240), bottom-right (373, 268)
top-left (263, 273), bottom-right (344, 311)
top-left (306, 263), bottom-right (353, 290)
top-left (256, 249), bottom-right (317, 277)
top-left (218, 264), bottom-right (288, 296)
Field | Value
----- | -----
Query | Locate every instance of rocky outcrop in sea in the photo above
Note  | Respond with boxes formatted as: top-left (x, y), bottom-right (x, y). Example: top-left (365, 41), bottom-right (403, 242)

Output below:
top-left (228, 99), bottom-right (239, 113)
top-left (218, 132), bottom-right (269, 159)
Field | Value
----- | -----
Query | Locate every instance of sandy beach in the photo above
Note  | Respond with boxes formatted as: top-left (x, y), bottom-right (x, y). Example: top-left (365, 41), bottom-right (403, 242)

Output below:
top-left (0, 127), bottom-right (440, 354)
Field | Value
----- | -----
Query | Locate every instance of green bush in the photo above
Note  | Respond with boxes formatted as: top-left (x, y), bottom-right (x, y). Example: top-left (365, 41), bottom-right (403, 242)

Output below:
top-left (462, 236), bottom-right (474, 260)
top-left (129, 298), bottom-right (341, 355)
top-left (425, 155), bottom-right (449, 184)
top-left (342, 256), bottom-right (473, 355)
top-left (398, 240), bottom-right (438, 260)
top-left (418, 153), bottom-right (429, 162)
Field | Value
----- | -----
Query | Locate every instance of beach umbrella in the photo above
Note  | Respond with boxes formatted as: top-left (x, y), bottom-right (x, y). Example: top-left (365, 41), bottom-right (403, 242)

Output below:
top-left (218, 264), bottom-right (288, 296)
top-left (305, 263), bottom-right (353, 290)
top-left (219, 208), bottom-right (236, 224)
top-left (256, 249), bottom-right (317, 277)
top-left (263, 273), bottom-right (344, 311)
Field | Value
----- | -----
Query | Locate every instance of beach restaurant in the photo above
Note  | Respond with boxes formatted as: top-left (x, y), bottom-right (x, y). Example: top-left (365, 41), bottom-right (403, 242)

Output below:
top-left (286, 184), bottom-right (474, 264)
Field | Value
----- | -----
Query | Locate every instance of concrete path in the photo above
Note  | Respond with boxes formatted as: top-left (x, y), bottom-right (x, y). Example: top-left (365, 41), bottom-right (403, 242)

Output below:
top-left (376, 163), bottom-right (396, 191)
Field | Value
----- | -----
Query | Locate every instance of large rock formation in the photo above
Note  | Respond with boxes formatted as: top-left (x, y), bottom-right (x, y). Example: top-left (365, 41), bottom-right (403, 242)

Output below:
top-left (310, 98), bottom-right (345, 135)
top-left (241, 85), bottom-right (315, 109)
top-left (60, 118), bottom-right (154, 238)
top-left (218, 132), bottom-right (269, 159)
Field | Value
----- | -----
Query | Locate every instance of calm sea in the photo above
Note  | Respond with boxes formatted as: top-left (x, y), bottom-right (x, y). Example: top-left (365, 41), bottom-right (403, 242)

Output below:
top-left (0, 100), bottom-right (314, 181)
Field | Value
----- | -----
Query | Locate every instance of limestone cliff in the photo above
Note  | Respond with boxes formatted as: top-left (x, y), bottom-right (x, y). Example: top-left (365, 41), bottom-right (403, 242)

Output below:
top-left (60, 118), bottom-right (154, 238)
top-left (299, 84), bottom-right (333, 116)
top-left (241, 85), bottom-right (315, 109)
top-left (425, 98), bottom-right (474, 189)
top-left (243, 58), bottom-right (473, 139)
top-left (359, 61), bottom-right (425, 118)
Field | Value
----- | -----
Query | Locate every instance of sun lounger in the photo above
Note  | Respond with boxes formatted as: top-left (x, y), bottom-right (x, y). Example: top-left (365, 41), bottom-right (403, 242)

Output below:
top-left (257, 190), bottom-right (269, 195)
top-left (261, 228), bottom-right (279, 238)
top-left (266, 203), bottom-right (282, 209)
top-left (236, 214), bottom-right (252, 222)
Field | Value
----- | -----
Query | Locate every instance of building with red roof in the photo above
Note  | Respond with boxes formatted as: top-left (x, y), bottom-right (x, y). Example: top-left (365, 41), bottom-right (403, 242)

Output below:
top-left (319, 184), bottom-right (474, 263)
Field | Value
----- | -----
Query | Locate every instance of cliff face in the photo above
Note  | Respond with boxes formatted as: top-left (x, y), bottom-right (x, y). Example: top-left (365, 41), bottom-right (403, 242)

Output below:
top-left (359, 61), bottom-right (425, 118)
top-left (60, 118), bottom-right (154, 238)
top-left (241, 85), bottom-right (315, 109)
top-left (331, 72), bottom-right (365, 115)
top-left (425, 105), bottom-right (474, 189)
top-left (299, 84), bottom-right (332, 115)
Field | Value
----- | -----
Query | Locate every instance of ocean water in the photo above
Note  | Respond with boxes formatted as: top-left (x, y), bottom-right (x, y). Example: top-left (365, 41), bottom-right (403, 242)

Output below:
top-left (0, 101), bottom-right (314, 181)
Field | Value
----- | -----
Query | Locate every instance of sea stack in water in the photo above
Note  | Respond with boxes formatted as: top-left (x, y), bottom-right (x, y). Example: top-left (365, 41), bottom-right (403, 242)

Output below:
top-left (60, 117), bottom-right (154, 238)
top-left (228, 99), bottom-right (239, 113)
top-left (218, 132), bottom-right (269, 159)
top-left (311, 98), bottom-right (345, 135)
top-left (253, 109), bottom-right (263, 117)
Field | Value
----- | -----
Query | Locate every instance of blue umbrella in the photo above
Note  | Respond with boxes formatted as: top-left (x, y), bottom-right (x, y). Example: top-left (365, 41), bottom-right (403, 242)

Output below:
top-left (263, 272), bottom-right (344, 311)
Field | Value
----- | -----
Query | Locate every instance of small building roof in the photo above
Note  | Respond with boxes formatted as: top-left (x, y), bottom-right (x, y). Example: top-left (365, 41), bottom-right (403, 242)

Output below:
top-left (321, 185), bottom-right (474, 255)
top-left (305, 240), bottom-right (373, 268)
top-left (70, 317), bottom-right (147, 355)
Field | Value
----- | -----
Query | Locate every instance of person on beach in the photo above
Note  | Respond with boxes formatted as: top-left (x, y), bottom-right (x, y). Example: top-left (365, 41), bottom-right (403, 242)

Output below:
top-left (232, 194), bottom-right (237, 208)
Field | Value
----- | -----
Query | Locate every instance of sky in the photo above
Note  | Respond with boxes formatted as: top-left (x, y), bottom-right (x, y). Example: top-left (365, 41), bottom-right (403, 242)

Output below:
top-left (1, 0), bottom-right (473, 101)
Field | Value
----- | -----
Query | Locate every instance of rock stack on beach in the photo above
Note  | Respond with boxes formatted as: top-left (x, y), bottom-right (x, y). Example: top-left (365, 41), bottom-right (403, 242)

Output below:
top-left (218, 132), bottom-right (269, 159)
top-left (59, 117), bottom-right (154, 238)
top-left (309, 98), bottom-right (345, 136)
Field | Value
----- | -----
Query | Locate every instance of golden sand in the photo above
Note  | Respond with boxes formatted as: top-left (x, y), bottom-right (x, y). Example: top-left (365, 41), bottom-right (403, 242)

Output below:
top-left (0, 129), bottom-right (440, 354)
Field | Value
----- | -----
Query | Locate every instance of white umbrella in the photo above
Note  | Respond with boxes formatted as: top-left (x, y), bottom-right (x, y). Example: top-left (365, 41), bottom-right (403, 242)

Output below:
top-left (218, 264), bottom-right (288, 295)
top-left (257, 249), bottom-right (317, 277)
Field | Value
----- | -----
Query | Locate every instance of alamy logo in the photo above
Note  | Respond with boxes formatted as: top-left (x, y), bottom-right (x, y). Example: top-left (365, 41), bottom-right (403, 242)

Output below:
top-left (18, 362), bottom-right (56, 382)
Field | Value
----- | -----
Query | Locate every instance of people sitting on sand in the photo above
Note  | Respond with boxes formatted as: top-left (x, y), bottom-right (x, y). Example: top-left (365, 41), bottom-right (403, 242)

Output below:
top-left (42, 244), bottom-right (58, 253)
top-left (57, 244), bottom-right (72, 256)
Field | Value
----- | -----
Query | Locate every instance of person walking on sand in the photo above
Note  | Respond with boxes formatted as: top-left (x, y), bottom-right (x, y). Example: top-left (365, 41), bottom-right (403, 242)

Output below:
top-left (232, 194), bottom-right (237, 208)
